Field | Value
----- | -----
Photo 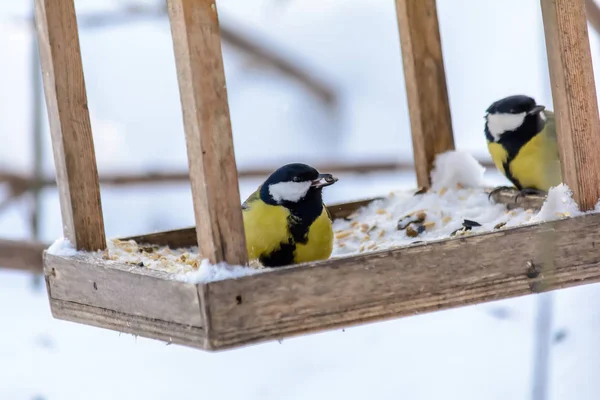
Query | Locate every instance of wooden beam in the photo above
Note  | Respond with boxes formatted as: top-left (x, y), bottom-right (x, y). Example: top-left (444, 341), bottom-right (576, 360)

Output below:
top-left (167, 0), bottom-right (247, 265)
top-left (395, 0), bottom-right (455, 188)
top-left (45, 253), bottom-right (203, 327)
top-left (45, 212), bottom-right (600, 351)
top-left (34, 0), bottom-right (106, 251)
top-left (0, 239), bottom-right (45, 273)
top-left (541, 0), bottom-right (600, 211)
top-left (204, 213), bottom-right (600, 349)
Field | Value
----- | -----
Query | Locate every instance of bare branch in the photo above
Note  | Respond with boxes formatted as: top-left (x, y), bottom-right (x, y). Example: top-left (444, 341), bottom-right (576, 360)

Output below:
top-left (14, 3), bottom-right (337, 106)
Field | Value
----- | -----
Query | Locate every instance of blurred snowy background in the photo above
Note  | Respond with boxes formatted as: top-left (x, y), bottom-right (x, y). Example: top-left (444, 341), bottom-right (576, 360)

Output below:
top-left (2, 0), bottom-right (600, 399)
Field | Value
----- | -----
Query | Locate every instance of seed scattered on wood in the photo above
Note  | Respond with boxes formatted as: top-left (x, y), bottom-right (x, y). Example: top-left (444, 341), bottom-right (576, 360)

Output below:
top-left (423, 221), bottom-right (436, 230)
top-left (494, 221), bottom-right (507, 230)
top-left (462, 219), bottom-right (482, 229)
top-left (335, 230), bottom-right (353, 239)
top-left (397, 211), bottom-right (427, 230)
top-left (406, 224), bottom-right (426, 237)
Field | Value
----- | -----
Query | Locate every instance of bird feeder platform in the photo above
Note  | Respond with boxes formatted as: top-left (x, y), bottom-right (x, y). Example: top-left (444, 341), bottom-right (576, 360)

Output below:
top-left (36, 0), bottom-right (600, 351)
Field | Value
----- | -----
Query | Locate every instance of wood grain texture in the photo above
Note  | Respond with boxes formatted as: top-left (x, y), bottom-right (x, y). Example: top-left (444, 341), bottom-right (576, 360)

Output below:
top-left (541, 0), bottom-right (600, 210)
top-left (166, 0), bottom-right (246, 265)
top-left (34, 0), bottom-right (106, 251)
top-left (0, 239), bottom-right (45, 273)
top-left (204, 213), bottom-right (600, 349)
top-left (395, 0), bottom-right (455, 188)
top-left (49, 297), bottom-right (207, 348)
top-left (122, 198), bottom-right (381, 248)
top-left (45, 253), bottom-right (203, 327)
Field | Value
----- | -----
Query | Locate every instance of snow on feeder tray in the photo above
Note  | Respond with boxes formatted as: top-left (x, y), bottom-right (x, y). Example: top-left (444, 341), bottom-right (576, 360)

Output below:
top-left (37, 0), bottom-right (600, 351)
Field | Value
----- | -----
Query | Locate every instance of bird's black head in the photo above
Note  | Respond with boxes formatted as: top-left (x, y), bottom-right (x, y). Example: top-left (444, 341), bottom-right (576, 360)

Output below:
top-left (259, 163), bottom-right (338, 207)
top-left (484, 95), bottom-right (546, 142)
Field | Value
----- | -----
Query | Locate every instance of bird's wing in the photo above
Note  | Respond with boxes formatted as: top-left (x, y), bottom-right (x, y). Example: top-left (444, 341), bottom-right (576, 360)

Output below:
top-left (242, 185), bottom-right (261, 211)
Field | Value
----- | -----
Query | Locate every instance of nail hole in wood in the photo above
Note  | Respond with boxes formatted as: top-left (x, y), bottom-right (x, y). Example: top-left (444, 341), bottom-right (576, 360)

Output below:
top-left (235, 295), bottom-right (242, 305)
top-left (526, 261), bottom-right (539, 279)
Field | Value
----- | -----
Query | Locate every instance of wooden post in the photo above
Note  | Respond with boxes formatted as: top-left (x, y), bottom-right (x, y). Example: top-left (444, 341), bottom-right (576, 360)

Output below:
top-left (34, 0), bottom-right (106, 251)
top-left (167, 0), bottom-right (248, 265)
top-left (395, 0), bottom-right (455, 188)
top-left (541, 0), bottom-right (600, 211)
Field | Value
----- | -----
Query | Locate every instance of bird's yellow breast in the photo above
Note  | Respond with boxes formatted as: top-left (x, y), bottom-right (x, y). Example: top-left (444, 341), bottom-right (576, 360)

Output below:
top-left (242, 199), bottom-right (333, 265)
top-left (487, 132), bottom-right (561, 192)
top-left (294, 208), bottom-right (334, 264)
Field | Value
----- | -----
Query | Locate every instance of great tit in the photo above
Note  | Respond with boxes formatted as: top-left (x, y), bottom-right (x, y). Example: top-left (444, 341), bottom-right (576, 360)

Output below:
top-left (242, 163), bottom-right (338, 267)
top-left (484, 94), bottom-right (561, 197)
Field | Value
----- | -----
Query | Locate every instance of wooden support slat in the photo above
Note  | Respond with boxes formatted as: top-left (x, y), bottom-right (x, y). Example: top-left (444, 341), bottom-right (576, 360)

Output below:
top-left (166, 0), bottom-right (247, 265)
top-left (395, 0), bottom-right (455, 188)
top-left (34, 0), bottom-right (106, 251)
top-left (0, 239), bottom-right (46, 273)
top-left (541, 0), bottom-right (600, 211)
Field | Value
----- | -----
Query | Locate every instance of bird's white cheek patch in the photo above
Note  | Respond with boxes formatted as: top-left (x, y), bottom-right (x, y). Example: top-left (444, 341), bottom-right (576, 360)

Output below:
top-left (269, 181), bottom-right (312, 203)
top-left (486, 112), bottom-right (526, 141)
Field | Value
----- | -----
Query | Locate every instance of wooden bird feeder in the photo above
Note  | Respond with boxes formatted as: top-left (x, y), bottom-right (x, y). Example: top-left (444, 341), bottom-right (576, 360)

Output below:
top-left (37, 0), bottom-right (600, 351)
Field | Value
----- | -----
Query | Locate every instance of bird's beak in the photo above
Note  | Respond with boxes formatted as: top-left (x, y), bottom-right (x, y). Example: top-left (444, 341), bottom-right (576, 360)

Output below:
top-left (311, 173), bottom-right (338, 188)
top-left (528, 105), bottom-right (545, 115)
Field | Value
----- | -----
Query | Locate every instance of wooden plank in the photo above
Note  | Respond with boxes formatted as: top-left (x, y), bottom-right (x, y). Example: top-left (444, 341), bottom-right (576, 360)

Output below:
top-left (0, 239), bottom-right (45, 273)
top-left (49, 297), bottom-right (207, 349)
top-left (45, 253), bottom-right (203, 327)
top-left (541, 0), bottom-right (600, 211)
top-left (34, 0), bottom-right (106, 251)
top-left (166, 0), bottom-right (246, 265)
top-left (395, 0), bottom-right (455, 188)
top-left (121, 197), bottom-right (382, 248)
top-left (204, 213), bottom-right (600, 349)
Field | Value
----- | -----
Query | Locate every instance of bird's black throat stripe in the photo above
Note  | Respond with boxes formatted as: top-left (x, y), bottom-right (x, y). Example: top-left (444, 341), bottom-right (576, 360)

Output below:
top-left (258, 188), bottom-right (325, 267)
top-left (486, 115), bottom-right (545, 190)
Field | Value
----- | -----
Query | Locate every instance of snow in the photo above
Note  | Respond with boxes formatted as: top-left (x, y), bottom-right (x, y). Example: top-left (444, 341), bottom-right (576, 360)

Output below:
top-left (46, 237), bottom-right (77, 256)
top-left (532, 183), bottom-right (586, 222)
top-left (430, 150), bottom-right (486, 191)
top-left (333, 152), bottom-right (600, 257)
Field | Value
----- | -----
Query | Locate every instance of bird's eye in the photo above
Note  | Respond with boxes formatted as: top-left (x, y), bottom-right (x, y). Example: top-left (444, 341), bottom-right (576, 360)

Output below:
top-left (292, 176), bottom-right (300, 182)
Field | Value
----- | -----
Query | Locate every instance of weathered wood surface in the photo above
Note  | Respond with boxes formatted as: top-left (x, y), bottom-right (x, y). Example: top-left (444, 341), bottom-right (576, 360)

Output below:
top-left (395, 0), bottom-right (455, 188)
top-left (541, 0), bottom-right (600, 211)
top-left (49, 296), bottom-right (207, 348)
top-left (204, 213), bottom-right (600, 349)
top-left (0, 239), bottom-right (46, 273)
top-left (122, 197), bottom-right (381, 248)
top-left (167, 0), bottom-right (247, 265)
top-left (45, 253), bottom-right (203, 327)
top-left (34, 0), bottom-right (106, 251)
